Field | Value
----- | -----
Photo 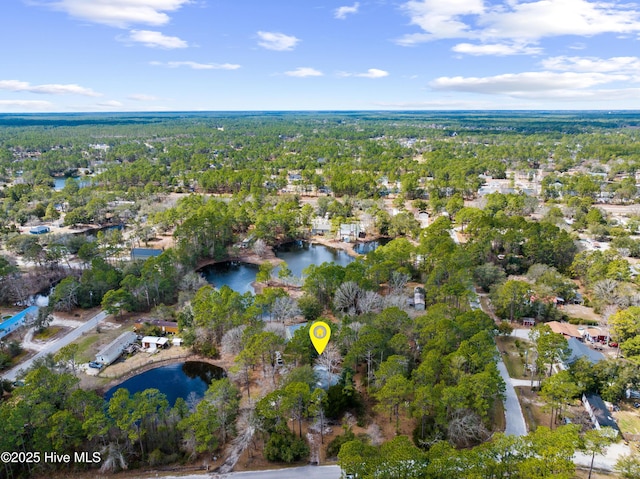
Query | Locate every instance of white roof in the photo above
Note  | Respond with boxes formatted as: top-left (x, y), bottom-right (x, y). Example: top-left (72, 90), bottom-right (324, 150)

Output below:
top-left (141, 336), bottom-right (168, 345)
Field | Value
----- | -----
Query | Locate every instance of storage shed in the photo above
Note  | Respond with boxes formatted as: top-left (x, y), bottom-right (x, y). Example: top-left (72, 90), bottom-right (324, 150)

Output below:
top-left (95, 331), bottom-right (137, 365)
top-left (29, 225), bottom-right (50, 235)
top-left (141, 336), bottom-right (169, 351)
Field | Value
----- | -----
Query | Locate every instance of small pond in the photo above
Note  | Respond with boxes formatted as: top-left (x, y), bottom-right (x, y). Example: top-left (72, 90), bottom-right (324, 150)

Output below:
top-left (53, 176), bottom-right (90, 191)
top-left (200, 261), bottom-right (258, 295)
top-left (104, 361), bottom-right (225, 406)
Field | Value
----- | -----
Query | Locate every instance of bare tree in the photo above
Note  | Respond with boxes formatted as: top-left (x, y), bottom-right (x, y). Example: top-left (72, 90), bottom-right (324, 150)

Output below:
top-left (179, 271), bottom-right (208, 293)
top-left (272, 296), bottom-right (300, 323)
top-left (315, 343), bottom-right (342, 376)
top-left (264, 321), bottom-right (286, 338)
top-left (447, 409), bottom-right (489, 448)
top-left (358, 290), bottom-right (382, 314)
top-left (221, 325), bottom-right (247, 355)
top-left (383, 294), bottom-right (406, 309)
top-left (389, 271), bottom-right (410, 296)
top-left (593, 279), bottom-right (620, 306)
top-left (99, 443), bottom-right (128, 474)
top-left (252, 239), bottom-right (268, 257)
top-left (333, 281), bottom-right (361, 313)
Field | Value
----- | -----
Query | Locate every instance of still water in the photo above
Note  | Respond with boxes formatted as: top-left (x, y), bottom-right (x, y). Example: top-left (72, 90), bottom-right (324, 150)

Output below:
top-left (352, 238), bottom-right (392, 255)
top-left (53, 176), bottom-right (90, 191)
top-left (200, 242), bottom-right (356, 293)
top-left (200, 261), bottom-right (258, 295)
top-left (274, 241), bottom-right (354, 278)
top-left (104, 361), bottom-right (224, 406)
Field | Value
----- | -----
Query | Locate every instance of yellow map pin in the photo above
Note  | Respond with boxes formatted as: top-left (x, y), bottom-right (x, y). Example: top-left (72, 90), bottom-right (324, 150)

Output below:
top-left (310, 321), bottom-right (331, 355)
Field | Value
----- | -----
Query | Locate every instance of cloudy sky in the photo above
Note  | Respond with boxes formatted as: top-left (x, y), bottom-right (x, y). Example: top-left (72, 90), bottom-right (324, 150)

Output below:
top-left (2, 0), bottom-right (640, 111)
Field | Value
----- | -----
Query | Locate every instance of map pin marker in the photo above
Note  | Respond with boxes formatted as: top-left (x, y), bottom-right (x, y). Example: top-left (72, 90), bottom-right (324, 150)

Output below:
top-left (310, 321), bottom-right (331, 355)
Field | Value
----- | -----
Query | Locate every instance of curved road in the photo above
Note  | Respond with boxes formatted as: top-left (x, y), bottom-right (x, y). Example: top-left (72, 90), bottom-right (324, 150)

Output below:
top-left (2, 310), bottom-right (107, 382)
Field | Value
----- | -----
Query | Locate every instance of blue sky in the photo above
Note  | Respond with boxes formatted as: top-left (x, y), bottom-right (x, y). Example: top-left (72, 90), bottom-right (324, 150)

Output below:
top-left (2, 0), bottom-right (640, 111)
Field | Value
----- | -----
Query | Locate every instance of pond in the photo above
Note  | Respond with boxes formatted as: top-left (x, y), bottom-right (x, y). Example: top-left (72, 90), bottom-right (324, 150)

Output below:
top-left (200, 242), bottom-right (355, 294)
top-left (274, 241), bottom-right (354, 278)
top-left (200, 261), bottom-right (258, 295)
top-left (352, 237), bottom-right (392, 255)
top-left (103, 361), bottom-right (225, 406)
top-left (53, 176), bottom-right (90, 191)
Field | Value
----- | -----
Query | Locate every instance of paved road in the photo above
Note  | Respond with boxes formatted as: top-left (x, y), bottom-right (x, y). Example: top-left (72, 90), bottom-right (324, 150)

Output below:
top-left (496, 358), bottom-right (528, 436)
top-left (161, 465), bottom-right (341, 479)
top-left (2, 310), bottom-right (107, 382)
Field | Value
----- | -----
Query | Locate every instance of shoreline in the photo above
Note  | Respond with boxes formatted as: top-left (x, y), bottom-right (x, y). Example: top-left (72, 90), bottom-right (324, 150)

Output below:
top-left (196, 234), bottom-right (385, 271)
top-left (95, 350), bottom-right (229, 396)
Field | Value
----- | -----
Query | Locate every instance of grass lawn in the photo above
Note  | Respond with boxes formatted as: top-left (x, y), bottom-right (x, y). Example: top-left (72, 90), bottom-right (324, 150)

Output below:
top-left (615, 410), bottom-right (640, 435)
top-left (75, 334), bottom-right (103, 363)
top-left (34, 326), bottom-right (63, 340)
top-left (496, 336), bottom-right (532, 380)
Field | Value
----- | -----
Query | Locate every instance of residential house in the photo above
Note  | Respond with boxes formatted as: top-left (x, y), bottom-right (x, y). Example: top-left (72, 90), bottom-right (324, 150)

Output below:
top-left (0, 306), bottom-right (38, 340)
top-left (582, 393), bottom-right (620, 433)
top-left (134, 319), bottom-right (179, 335)
top-left (338, 223), bottom-right (361, 242)
top-left (131, 248), bottom-right (163, 261)
top-left (95, 331), bottom-right (137, 366)
top-left (547, 321), bottom-right (583, 341)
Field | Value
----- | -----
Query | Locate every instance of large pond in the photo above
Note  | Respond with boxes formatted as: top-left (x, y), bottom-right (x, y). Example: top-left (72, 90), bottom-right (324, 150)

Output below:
top-left (104, 361), bottom-right (225, 406)
top-left (274, 241), bottom-right (354, 278)
top-left (200, 241), bottom-right (356, 294)
top-left (352, 238), bottom-right (392, 255)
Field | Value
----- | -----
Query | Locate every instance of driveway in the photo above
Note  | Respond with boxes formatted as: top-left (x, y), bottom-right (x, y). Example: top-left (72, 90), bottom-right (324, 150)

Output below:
top-left (2, 310), bottom-right (107, 382)
top-left (497, 358), bottom-right (528, 436)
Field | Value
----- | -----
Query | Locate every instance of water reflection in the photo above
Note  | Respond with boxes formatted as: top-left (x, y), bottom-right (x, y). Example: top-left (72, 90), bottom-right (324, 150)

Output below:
top-left (104, 361), bottom-right (224, 406)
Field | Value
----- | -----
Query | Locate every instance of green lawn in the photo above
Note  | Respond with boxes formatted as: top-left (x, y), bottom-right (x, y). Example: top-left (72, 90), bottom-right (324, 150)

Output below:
top-left (75, 334), bottom-right (103, 363)
top-left (34, 326), bottom-right (62, 340)
top-left (496, 336), bottom-right (532, 380)
top-left (616, 410), bottom-right (640, 435)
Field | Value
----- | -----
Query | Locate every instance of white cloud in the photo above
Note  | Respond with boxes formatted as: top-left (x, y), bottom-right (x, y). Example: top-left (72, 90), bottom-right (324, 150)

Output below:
top-left (480, 0), bottom-right (640, 41)
top-left (284, 67), bottom-right (323, 77)
top-left (335, 2), bottom-right (360, 20)
top-left (397, 0), bottom-right (640, 50)
top-left (127, 30), bottom-right (188, 48)
top-left (541, 56), bottom-right (640, 74)
top-left (397, 0), bottom-right (484, 44)
top-left (127, 93), bottom-right (159, 101)
top-left (257, 31), bottom-right (300, 51)
top-left (339, 68), bottom-right (389, 78)
top-left (452, 43), bottom-right (542, 56)
top-left (430, 71), bottom-right (629, 98)
top-left (150, 61), bottom-right (241, 70)
top-left (0, 100), bottom-right (54, 111)
top-left (96, 100), bottom-right (123, 107)
top-left (45, 0), bottom-right (191, 28)
top-left (0, 79), bottom-right (101, 96)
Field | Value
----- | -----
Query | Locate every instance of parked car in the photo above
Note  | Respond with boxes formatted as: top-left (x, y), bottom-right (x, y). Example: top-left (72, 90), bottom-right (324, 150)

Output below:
top-left (609, 341), bottom-right (618, 348)
top-left (88, 361), bottom-right (103, 369)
